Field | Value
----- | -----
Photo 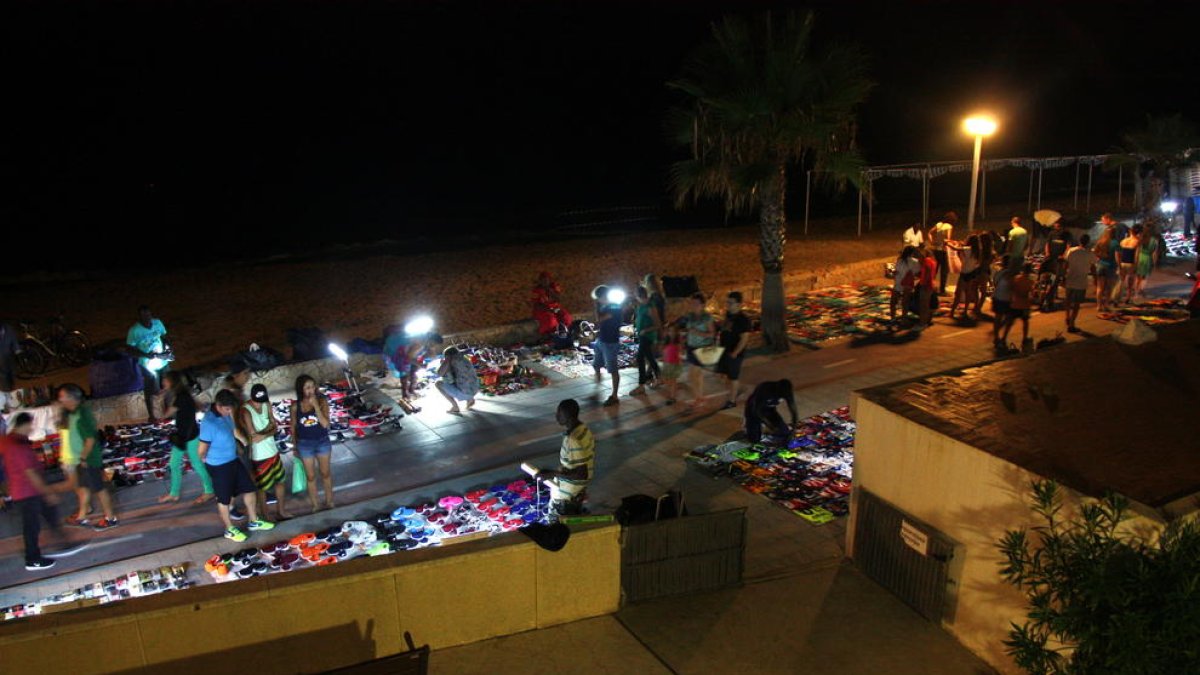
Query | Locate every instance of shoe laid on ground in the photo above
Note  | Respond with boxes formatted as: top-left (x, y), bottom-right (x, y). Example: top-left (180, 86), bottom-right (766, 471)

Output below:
top-left (248, 519), bottom-right (276, 532)
top-left (25, 558), bottom-right (56, 571)
top-left (64, 514), bottom-right (89, 528)
top-left (224, 527), bottom-right (248, 542)
top-left (91, 517), bottom-right (119, 531)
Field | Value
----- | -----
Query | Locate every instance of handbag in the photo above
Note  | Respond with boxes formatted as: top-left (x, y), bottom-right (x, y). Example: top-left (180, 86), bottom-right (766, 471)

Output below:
top-left (693, 345), bottom-right (724, 367)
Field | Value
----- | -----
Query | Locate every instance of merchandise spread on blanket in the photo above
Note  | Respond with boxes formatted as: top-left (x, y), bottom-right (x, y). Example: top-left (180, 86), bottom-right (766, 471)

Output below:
top-left (2, 477), bottom-right (553, 621)
top-left (1161, 231), bottom-right (1197, 258)
top-left (32, 383), bottom-right (402, 488)
top-left (685, 407), bottom-right (855, 525)
top-left (1096, 298), bottom-right (1191, 325)
top-left (530, 335), bottom-right (639, 379)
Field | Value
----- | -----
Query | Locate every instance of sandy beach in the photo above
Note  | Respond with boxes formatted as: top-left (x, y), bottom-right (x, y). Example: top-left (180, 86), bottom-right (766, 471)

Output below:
top-left (5, 224), bottom-right (901, 374)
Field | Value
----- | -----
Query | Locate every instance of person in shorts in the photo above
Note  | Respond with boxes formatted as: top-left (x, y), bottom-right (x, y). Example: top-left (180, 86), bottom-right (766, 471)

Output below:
top-left (241, 384), bottom-right (290, 521)
top-left (1063, 234), bottom-right (1096, 333)
top-left (1000, 263), bottom-right (1036, 349)
top-left (590, 285), bottom-right (623, 407)
top-left (57, 384), bottom-right (119, 531)
top-left (199, 389), bottom-right (274, 542)
top-left (659, 324), bottom-right (684, 405)
top-left (715, 292), bottom-right (752, 410)
top-left (291, 375), bottom-right (334, 512)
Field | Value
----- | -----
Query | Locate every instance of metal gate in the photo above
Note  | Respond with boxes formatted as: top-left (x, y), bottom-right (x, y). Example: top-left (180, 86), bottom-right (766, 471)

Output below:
top-left (620, 508), bottom-right (746, 604)
top-left (853, 490), bottom-right (956, 622)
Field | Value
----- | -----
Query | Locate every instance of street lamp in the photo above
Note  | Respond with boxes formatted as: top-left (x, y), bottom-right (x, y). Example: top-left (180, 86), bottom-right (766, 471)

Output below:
top-left (963, 115), bottom-right (998, 232)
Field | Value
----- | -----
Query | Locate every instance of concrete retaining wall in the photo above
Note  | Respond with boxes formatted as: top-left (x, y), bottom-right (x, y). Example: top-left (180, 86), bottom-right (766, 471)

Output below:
top-left (0, 523), bottom-right (621, 674)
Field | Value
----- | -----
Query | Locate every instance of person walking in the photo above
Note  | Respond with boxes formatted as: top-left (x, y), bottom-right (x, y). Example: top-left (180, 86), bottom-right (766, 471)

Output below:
top-left (1093, 222), bottom-right (1119, 313)
top-left (991, 255), bottom-right (1015, 347)
top-left (535, 399), bottom-right (595, 516)
top-left (659, 324), bottom-right (684, 406)
top-left (2, 413), bottom-right (64, 571)
top-left (1001, 263), bottom-right (1036, 351)
top-left (57, 385), bottom-right (119, 531)
top-left (715, 291), bottom-right (751, 409)
top-left (1041, 221), bottom-right (1072, 310)
top-left (889, 246), bottom-right (920, 322)
top-left (157, 372), bottom-right (214, 505)
top-left (590, 285), bottom-right (623, 407)
top-left (241, 384), bottom-right (289, 521)
top-left (435, 346), bottom-right (481, 413)
top-left (1133, 224), bottom-right (1159, 299)
top-left (126, 305), bottom-right (170, 424)
top-left (198, 390), bottom-right (274, 542)
top-left (915, 246), bottom-right (938, 330)
top-left (1063, 234), bottom-right (1096, 333)
top-left (947, 235), bottom-right (982, 320)
top-left (291, 375), bottom-right (334, 512)
top-left (929, 213), bottom-right (955, 295)
top-left (682, 292), bottom-right (716, 409)
top-left (629, 286), bottom-right (662, 397)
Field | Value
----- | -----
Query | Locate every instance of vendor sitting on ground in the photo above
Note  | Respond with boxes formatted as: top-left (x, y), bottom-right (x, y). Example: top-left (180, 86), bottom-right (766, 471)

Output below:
top-left (435, 346), bottom-right (481, 414)
top-left (532, 271), bottom-right (573, 338)
top-left (535, 399), bottom-right (595, 515)
top-left (744, 379), bottom-right (798, 443)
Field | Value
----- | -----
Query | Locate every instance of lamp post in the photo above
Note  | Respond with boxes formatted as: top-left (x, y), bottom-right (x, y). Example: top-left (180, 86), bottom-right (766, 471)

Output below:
top-left (963, 115), bottom-right (998, 232)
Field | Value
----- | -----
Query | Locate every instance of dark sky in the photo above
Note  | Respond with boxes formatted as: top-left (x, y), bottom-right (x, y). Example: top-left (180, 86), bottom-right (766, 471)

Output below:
top-left (4, 1), bottom-right (1196, 272)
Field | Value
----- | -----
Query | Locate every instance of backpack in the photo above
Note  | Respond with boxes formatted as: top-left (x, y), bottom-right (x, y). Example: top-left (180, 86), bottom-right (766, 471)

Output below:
top-left (238, 346), bottom-right (285, 373)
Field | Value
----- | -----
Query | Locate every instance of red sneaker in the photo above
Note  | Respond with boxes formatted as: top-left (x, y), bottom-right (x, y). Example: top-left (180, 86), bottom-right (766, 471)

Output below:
top-left (92, 517), bottom-right (120, 531)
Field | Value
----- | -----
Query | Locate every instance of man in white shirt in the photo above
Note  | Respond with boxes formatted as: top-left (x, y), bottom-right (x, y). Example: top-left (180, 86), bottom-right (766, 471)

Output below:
top-left (1063, 234), bottom-right (1097, 333)
top-left (902, 223), bottom-right (924, 249)
top-left (929, 213), bottom-right (956, 295)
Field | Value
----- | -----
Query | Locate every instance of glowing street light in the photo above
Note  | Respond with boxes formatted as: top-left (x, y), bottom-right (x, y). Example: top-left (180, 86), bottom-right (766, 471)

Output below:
top-left (963, 114), bottom-right (998, 232)
top-left (1161, 199), bottom-right (1179, 214)
top-left (606, 288), bottom-right (626, 305)
top-left (328, 342), bottom-right (349, 362)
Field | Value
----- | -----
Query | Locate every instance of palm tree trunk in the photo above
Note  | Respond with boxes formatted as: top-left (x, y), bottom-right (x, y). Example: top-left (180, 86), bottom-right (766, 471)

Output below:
top-left (759, 163), bottom-right (789, 352)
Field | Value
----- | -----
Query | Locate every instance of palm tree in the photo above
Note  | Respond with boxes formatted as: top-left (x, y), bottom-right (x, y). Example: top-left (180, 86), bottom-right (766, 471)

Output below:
top-left (667, 11), bottom-right (872, 352)
top-left (1107, 114), bottom-right (1198, 216)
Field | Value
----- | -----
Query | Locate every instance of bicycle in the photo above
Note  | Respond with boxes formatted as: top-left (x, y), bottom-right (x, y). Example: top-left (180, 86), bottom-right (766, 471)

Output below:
top-left (14, 315), bottom-right (91, 378)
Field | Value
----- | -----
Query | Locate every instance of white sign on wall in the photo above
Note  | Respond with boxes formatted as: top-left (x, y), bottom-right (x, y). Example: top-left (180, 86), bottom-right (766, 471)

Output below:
top-left (899, 519), bottom-right (929, 556)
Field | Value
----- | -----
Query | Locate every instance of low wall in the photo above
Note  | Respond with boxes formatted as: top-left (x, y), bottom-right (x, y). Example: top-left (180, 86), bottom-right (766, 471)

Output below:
top-left (0, 523), bottom-right (621, 674)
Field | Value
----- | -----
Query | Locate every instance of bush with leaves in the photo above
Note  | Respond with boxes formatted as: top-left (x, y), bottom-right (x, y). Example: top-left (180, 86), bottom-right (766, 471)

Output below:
top-left (997, 480), bottom-right (1200, 674)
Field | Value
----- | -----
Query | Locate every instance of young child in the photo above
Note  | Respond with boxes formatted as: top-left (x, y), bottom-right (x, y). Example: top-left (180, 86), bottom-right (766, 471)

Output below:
top-left (660, 324), bottom-right (684, 405)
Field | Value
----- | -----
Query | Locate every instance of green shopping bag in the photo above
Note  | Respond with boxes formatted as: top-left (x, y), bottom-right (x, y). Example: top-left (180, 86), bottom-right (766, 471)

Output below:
top-left (291, 457), bottom-right (308, 494)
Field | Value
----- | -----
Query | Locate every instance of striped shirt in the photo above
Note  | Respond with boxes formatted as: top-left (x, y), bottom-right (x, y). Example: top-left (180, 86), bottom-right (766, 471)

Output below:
top-left (557, 423), bottom-right (595, 498)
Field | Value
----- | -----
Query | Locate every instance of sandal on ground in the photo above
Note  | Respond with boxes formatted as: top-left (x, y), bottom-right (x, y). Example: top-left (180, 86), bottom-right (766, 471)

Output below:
top-left (158, 495), bottom-right (180, 504)
top-left (192, 493), bottom-right (215, 505)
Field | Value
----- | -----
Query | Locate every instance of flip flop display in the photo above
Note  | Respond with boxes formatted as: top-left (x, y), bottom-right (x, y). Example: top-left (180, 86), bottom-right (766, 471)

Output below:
top-left (1097, 299), bottom-right (1190, 325)
top-left (1162, 231), bottom-right (1197, 258)
top-left (685, 407), bottom-right (856, 525)
top-left (202, 477), bottom-right (553, 584)
top-left (1, 564), bottom-right (192, 621)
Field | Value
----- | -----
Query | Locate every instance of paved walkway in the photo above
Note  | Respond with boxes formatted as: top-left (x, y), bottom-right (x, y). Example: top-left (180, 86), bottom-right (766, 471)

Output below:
top-left (1, 258), bottom-right (1194, 673)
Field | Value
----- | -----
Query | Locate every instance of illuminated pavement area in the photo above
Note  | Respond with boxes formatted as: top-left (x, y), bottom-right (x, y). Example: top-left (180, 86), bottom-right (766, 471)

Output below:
top-left (1, 257), bottom-right (1194, 673)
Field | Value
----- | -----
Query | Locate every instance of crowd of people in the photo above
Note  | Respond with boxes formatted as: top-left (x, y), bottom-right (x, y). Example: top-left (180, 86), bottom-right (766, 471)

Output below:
top-left (891, 210), bottom-right (1174, 349)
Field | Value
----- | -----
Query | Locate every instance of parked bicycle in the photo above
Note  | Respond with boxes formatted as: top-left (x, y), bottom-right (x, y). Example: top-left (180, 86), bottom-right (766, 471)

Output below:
top-left (14, 316), bottom-right (91, 378)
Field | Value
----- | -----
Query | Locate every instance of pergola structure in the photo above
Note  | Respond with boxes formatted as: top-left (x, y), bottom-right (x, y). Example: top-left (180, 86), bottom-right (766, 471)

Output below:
top-left (801, 154), bottom-right (1124, 235)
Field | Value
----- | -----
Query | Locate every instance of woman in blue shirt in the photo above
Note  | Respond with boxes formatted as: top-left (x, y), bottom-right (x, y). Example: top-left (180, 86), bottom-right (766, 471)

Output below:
top-left (198, 389), bottom-right (274, 542)
top-left (291, 375), bottom-right (334, 512)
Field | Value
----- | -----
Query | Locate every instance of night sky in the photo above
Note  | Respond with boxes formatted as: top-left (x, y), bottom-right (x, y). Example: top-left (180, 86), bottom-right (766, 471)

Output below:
top-left (5, 1), bottom-right (1196, 274)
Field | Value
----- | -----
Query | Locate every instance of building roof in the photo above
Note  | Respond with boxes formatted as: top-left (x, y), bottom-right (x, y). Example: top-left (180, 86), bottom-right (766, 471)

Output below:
top-left (856, 321), bottom-right (1200, 510)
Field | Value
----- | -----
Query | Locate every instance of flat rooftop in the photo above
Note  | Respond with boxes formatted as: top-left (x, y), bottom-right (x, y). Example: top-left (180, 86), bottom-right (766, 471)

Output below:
top-left (857, 320), bottom-right (1200, 510)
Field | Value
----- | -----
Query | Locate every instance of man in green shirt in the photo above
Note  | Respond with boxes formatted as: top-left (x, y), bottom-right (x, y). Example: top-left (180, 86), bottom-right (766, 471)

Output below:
top-left (57, 385), bottom-right (119, 531)
top-left (536, 399), bottom-right (595, 516)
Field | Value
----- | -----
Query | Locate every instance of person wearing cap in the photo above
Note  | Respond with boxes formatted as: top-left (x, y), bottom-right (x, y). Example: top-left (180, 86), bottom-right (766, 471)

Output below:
top-left (536, 399), bottom-right (595, 516)
top-left (199, 389), bottom-right (274, 542)
top-left (240, 384), bottom-right (290, 520)
top-left (2, 413), bottom-right (66, 571)
top-left (126, 305), bottom-right (170, 424)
